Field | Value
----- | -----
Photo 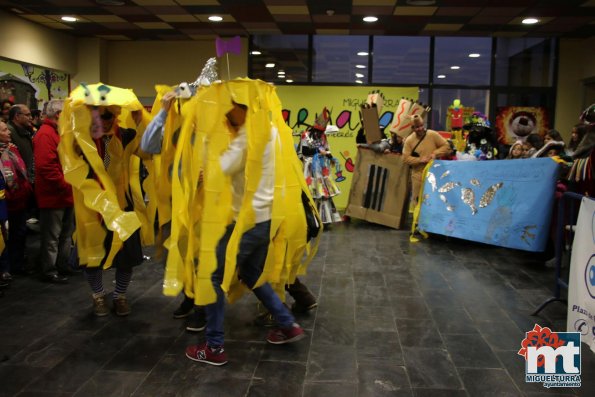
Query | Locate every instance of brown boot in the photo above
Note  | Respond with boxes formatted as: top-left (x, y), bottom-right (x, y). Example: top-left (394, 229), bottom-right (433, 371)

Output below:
top-left (92, 293), bottom-right (109, 317)
top-left (113, 295), bottom-right (131, 316)
top-left (286, 278), bottom-right (318, 313)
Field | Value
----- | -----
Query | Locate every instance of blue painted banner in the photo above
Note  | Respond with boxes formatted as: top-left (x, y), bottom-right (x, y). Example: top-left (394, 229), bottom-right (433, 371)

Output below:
top-left (418, 158), bottom-right (560, 252)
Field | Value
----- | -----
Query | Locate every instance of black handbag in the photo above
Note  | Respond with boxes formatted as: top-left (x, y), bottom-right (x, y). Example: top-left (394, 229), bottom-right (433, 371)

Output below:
top-left (302, 191), bottom-right (321, 242)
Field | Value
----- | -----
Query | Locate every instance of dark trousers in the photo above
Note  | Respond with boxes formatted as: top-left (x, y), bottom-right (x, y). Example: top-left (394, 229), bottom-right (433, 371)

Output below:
top-left (39, 207), bottom-right (75, 276)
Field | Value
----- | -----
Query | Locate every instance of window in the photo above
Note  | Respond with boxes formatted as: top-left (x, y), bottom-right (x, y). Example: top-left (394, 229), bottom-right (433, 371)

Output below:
top-left (312, 35), bottom-right (369, 83)
top-left (434, 37), bottom-right (492, 86)
top-left (431, 88), bottom-right (490, 131)
top-left (372, 36), bottom-right (430, 84)
top-left (250, 35), bottom-right (309, 83)
top-left (494, 38), bottom-right (556, 87)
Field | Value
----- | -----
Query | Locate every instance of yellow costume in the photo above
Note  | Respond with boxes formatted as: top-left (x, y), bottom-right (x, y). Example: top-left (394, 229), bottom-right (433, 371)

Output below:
top-left (58, 83), bottom-right (153, 268)
top-left (161, 78), bottom-right (321, 305)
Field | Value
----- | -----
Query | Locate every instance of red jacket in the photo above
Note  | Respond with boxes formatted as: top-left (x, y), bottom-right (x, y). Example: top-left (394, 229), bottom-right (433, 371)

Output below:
top-left (33, 118), bottom-right (73, 208)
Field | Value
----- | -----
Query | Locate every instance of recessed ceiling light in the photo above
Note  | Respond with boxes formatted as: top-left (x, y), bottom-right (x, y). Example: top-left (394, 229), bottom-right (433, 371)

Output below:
top-left (208, 15), bottom-right (223, 22)
top-left (286, 79), bottom-right (293, 83)
top-left (355, 64), bottom-right (366, 69)
top-left (450, 65), bottom-right (460, 70)
top-left (355, 80), bottom-right (363, 84)
top-left (363, 16), bottom-right (378, 23)
top-left (277, 72), bottom-right (285, 76)
top-left (437, 74), bottom-right (446, 79)
top-left (357, 51), bottom-right (368, 56)
top-left (250, 51), bottom-right (261, 55)
top-left (406, 0), bottom-right (436, 5)
top-left (522, 18), bottom-right (539, 24)
top-left (61, 16), bottom-right (77, 22)
top-left (265, 63), bottom-right (275, 68)
top-left (355, 73), bottom-right (364, 78)
top-left (95, 0), bottom-right (125, 5)
top-left (468, 53), bottom-right (480, 58)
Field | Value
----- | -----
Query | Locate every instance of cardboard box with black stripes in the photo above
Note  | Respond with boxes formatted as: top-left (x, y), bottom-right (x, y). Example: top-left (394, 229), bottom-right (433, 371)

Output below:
top-left (345, 147), bottom-right (410, 229)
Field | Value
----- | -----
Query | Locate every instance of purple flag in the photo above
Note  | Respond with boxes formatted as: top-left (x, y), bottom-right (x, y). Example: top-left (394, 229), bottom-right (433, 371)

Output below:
top-left (215, 36), bottom-right (242, 57)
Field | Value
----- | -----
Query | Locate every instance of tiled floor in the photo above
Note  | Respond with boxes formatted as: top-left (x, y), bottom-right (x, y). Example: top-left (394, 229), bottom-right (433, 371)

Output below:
top-left (0, 221), bottom-right (593, 397)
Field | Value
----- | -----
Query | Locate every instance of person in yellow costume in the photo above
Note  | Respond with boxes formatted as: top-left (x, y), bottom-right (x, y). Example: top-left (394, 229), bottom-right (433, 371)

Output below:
top-left (183, 79), bottom-right (318, 366)
top-left (58, 83), bottom-right (153, 317)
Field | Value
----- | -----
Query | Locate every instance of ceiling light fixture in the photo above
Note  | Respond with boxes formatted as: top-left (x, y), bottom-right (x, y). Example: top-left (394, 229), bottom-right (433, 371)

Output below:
top-left (61, 16), bottom-right (77, 22)
top-left (250, 51), bottom-right (261, 55)
top-left (95, 0), bottom-right (125, 5)
top-left (265, 63), bottom-right (275, 68)
top-left (208, 15), bottom-right (223, 22)
top-left (522, 17), bottom-right (539, 24)
top-left (355, 80), bottom-right (363, 84)
top-left (286, 79), bottom-right (293, 83)
top-left (355, 73), bottom-right (364, 78)
top-left (437, 74), bottom-right (446, 79)
top-left (357, 51), bottom-right (368, 56)
top-left (363, 16), bottom-right (378, 23)
top-left (468, 53), bottom-right (480, 58)
top-left (450, 65), bottom-right (460, 70)
top-left (406, 0), bottom-right (436, 5)
top-left (355, 64), bottom-right (366, 69)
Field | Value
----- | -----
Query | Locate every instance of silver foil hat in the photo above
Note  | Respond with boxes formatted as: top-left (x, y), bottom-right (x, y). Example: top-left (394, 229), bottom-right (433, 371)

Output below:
top-left (176, 57), bottom-right (219, 98)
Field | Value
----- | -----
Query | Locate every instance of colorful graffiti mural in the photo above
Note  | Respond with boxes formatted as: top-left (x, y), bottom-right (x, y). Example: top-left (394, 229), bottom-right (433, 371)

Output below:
top-left (0, 58), bottom-right (69, 111)
top-left (276, 86), bottom-right (419, 209)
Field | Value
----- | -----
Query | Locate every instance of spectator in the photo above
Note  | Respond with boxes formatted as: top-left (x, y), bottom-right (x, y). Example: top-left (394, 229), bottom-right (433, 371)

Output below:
top-left (33, 99), bottom-right (72, 284)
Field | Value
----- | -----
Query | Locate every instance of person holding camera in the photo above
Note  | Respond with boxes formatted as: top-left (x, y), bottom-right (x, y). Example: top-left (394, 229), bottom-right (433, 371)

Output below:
top-left (402, 115), bottom-right (450, 207)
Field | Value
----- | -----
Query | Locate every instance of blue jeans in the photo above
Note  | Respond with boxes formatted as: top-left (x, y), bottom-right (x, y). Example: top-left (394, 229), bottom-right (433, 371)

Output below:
top-left (205, 221), bottom-right (295, 347)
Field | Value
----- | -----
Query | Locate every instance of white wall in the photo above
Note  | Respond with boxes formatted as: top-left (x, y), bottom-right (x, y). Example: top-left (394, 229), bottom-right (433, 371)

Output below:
top-left (106, 39), bottom-right (248, 99)
top-left (0, 10), bottom-right (77, 74)
top-left (555, 38), bottom-right (595, 138)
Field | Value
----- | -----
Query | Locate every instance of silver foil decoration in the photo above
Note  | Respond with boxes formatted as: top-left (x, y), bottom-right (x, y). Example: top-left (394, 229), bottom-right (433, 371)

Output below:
top-left (191, 57), bottom-right (219, 88)
top-left (479, 182), bottom-right (503, 208)
top-left (446, 205), bottom-right (455, 212)
top-left (440, 194), bottom-right (447, 203)
top-left (422, 194), bottom-right (430, 204)
top-left (438, 181), bottom-right (460, 193)
top-left (461, 188), bottom-right (477, 215)
top-left (440, 170), bottom-right (450, 179)
top-left (470, 178), bottom-right (480, 186)
top-left (427, 172), bottom-right (437, 192)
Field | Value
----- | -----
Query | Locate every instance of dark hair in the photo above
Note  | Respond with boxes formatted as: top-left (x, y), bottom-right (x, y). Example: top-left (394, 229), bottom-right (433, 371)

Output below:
top-left (31, 109), bottom-right (41, 118)
top-left (526, 133), bottom-right (544, 150)
top-left (545, 129), bottom-right (563, 142)
top-left (569, 124), bottom-right (587, 151)
top-left (8, 105), bottom-right (23, 121)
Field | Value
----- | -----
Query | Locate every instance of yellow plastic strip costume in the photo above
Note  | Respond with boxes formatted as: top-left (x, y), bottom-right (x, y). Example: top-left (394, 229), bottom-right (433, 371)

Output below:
top-left (58, 83), bottom-right (152, 268)
top-left (410, 160), bottom-right (431, 242)
top-left (161, 78), bottom-right (322, 306)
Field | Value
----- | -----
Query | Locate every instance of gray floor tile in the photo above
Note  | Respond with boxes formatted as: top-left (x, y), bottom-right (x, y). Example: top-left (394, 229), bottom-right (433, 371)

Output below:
top-left (1, 222), bottom-right (593, 396)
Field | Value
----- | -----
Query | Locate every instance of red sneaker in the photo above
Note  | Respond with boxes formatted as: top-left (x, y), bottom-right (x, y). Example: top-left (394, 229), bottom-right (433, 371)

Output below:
top-left (185, 342), bottom-right (228, 366)
top-left (266, 323), bottom-right (305, 344)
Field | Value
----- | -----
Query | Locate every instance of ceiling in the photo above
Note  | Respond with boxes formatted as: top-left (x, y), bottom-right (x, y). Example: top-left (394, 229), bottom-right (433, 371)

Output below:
top-left (1, 0), bottom-right (594, 41)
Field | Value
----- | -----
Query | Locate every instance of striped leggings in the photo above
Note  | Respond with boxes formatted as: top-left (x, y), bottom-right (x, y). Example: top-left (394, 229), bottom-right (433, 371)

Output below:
top-left (84, 267), bottom-right (132, 299)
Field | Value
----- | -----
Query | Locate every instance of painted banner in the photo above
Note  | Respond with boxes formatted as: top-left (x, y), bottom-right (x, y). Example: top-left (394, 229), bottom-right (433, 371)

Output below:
top-left (276, 85), bottom-right (418, 209)
top-left (418, 158), bottom-right (559, 252)
top-left (567, 197), bottom-right (595, 354)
